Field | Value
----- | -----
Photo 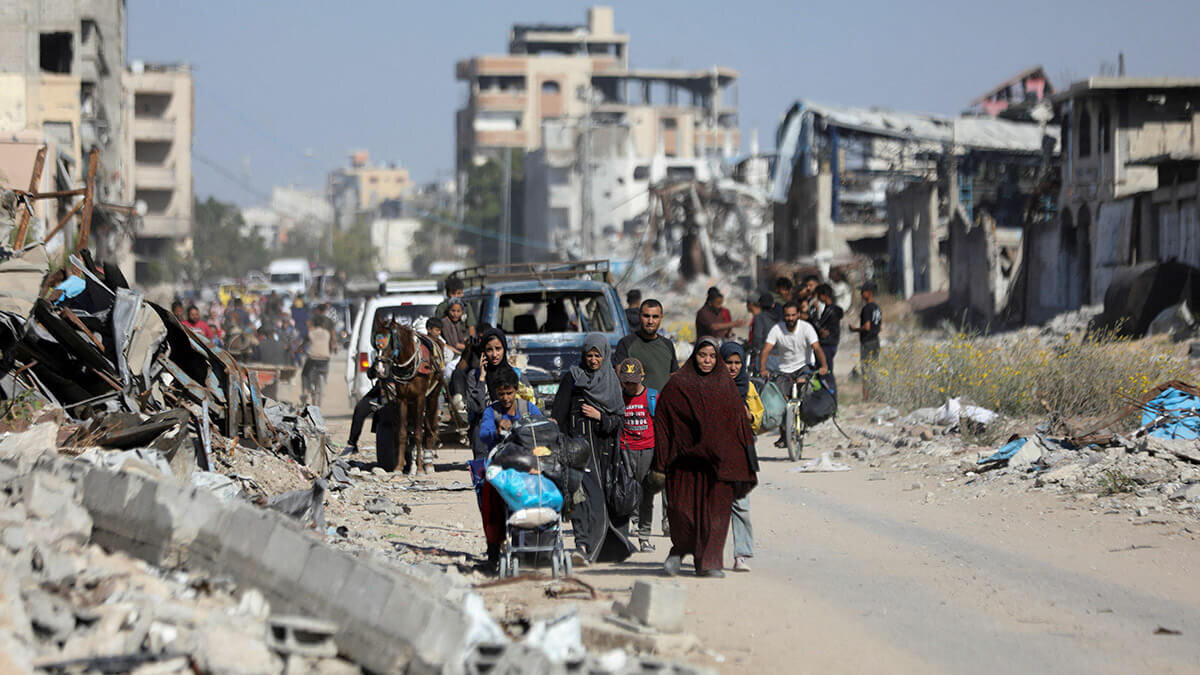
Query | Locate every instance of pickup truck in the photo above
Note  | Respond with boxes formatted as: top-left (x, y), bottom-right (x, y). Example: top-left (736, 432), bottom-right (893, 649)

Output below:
top-left (454, 261), bottom-right (628, 406)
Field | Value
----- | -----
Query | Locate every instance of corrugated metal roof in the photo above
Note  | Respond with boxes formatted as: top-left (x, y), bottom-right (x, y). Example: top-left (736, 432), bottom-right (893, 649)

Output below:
top-left (804, 102), bottom-right (1056, 152)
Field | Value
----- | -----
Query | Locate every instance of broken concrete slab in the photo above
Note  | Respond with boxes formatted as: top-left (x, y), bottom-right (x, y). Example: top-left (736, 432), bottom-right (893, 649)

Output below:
top-left (615, 580), bottom-right (686, 634)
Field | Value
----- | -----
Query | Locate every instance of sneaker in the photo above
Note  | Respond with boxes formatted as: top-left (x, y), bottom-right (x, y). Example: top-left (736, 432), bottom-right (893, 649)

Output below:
top-left (663, 554), bottom-right (682, 577)
top-left (697, 568), bottom-right (726, 578)
top-left (341, 444), bottom-right (357, 457)
top-left (639, 539), bottom-right (656, 553)
top-left (733, 556), bottom-right (751, 572)
top-left (773, 437), bottom-right (787, 448)
top-left (571, 549), bottom-right (591, 568)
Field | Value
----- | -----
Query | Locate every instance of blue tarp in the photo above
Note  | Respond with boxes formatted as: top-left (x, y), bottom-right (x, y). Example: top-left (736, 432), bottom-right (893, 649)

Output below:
top-left (1142, 387), bottom-right (1200, 440)
top-left (978, 437), bottom-right (1027, 464)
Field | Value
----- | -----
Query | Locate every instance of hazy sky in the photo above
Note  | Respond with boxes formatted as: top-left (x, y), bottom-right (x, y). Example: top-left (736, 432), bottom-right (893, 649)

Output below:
top-left (129, 0), bottom-right (1200, 206)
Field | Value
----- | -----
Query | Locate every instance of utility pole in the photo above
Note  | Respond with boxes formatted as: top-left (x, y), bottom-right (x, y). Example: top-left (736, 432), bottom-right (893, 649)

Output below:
top-left (501, 146), bottom-right (512, 265)
top-left (578, 86), bottom-right (594, 259)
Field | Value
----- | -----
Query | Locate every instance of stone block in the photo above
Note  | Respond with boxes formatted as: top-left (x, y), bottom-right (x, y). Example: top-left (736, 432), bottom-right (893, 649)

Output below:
top-left (216, 504), bottom-right (277, 582)
top-left (167, 487), bottom-right (229, 568)
top-left (23, 471), bottom-right (73, 519)
top-left (0, 422), bottom-right (59, 473)
top-left (258, 523), bottom-right (316, 594)
top-left (618, 580), bottom-right (686, 634)
top-left (297, 545), bottom-right (354, 616)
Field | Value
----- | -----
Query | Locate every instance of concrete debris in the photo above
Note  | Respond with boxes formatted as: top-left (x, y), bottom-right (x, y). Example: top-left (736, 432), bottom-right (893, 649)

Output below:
top-left (789, 452), bottom-right (852, 473)
top-left (613, 581), bottom-right (686, 635)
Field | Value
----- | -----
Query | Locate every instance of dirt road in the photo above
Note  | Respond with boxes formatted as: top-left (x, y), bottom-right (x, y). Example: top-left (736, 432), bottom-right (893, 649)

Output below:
top-left (317, 360), bottom-right (1200, 674)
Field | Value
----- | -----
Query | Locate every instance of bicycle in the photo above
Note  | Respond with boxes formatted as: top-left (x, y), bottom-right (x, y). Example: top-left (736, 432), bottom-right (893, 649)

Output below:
top-left (301, 358), bottom-right (328, 408)
top-left (778, 367), bottom-right (815, 461)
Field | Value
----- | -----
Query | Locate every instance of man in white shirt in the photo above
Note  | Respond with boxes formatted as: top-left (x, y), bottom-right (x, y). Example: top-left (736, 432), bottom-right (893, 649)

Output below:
top-left (759, 302), bottom-right (829, 447)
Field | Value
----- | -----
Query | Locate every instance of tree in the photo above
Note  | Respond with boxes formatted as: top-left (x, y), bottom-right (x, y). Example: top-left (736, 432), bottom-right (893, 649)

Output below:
top-left (331, 220), bottom-right (377, 279)
top-left (462, 154), bottom-right (523, 263)
top-left (189, 196), bottom-right (270, 282)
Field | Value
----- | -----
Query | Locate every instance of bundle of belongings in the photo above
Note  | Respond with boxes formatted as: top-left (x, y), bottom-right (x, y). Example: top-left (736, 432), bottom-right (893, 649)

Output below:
top-left (486, 414), bottom-right (589, 524)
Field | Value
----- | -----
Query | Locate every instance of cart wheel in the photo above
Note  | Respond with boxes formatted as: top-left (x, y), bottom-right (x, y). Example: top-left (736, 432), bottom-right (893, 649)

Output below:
top-left (498, 555), bottom-right (509, 579)
top-left (563, 549), bottom-right (573, 577)
top-left (551, 550), bottom-right (562, 578)
top-left (510, 556), bottom-right (519, 577)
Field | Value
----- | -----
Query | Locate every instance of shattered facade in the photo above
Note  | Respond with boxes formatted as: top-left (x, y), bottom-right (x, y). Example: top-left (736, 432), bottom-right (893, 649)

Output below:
top-left (772, 100), bottom-right (1056, 301)
top-left (455, 6), bottom-right (739, 173)
top-left (1022, 78), bottom-right (1200, 323)
top-left (0, 0), bottom-right (134, 278)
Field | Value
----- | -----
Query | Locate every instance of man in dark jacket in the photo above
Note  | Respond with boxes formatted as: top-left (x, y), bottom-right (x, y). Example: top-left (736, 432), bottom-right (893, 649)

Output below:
top-left (813, 284), bottom-right (843, 375)
top-left (614, 299), bottom-right (678, 392)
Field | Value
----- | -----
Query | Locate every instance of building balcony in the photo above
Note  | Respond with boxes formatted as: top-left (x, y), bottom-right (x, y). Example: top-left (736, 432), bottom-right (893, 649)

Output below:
top-left (476, 91), bottom-right (527, 110)
top-left (133, 118), bottom-right (176, 141)
top-left (138, 214), bottom-right (191, 239)
top-left (475, 130), bottom-right (527, 147)
top-left (135, 165), bottom-right (176, 189)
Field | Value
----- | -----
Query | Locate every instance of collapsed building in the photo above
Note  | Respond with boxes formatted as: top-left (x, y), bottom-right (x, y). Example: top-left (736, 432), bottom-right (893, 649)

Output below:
top-left (770, 100), bottom-right (1057, 316)
top-left (1017, 77), bottom-right (1200, 324)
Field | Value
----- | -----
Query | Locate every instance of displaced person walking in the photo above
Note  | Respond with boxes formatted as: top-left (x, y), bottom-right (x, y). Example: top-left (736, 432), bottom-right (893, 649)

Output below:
top-left (466, 328), bottom-right (524, 459)
top-left (695, 287), bottom-right (744, 341)
top-left (813, 283), bottom-right (844, 373)
top-left (720, 342), bottom-right (761, 572)
top-left (551, 334), bottom-right (635, 565)
top-left (624, 289), bottom-right (642, 331)
top-left (617, 358), bottom-right (659, 553)
top-left (652, 337), bottom-right (757, 578)
top-left (849, 281), bottom-right (882, 399)
top-left (300, 316), bottom-right (336, 406)
top-left (614, 298), bottom-right (678, 539)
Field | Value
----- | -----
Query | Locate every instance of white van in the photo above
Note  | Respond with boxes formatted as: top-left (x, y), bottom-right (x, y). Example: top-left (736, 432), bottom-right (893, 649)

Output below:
top-left (266, 258), bottom-right (311, 298)
top-left (344, 290), bottom-right (444, 407)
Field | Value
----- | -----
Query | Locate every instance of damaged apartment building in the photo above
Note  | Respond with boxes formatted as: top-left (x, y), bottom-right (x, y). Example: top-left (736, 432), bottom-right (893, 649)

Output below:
top-left (0, 0), bottom-right (134, 273)
top-left (771, 94), bottom-right (1057, 317)
top-left (1020, 77), bottom-right (1200, 323)
top-left (455, 6), bottom-right (742, 262)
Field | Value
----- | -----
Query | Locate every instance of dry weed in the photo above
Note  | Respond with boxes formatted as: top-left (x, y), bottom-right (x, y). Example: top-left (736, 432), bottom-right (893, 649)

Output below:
top-left (870, 332), bottom-right (1190, 418)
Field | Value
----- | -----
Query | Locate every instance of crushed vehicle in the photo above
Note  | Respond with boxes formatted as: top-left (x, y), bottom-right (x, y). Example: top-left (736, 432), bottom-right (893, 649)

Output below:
top-left (453, 260), bottom-right (628, 405)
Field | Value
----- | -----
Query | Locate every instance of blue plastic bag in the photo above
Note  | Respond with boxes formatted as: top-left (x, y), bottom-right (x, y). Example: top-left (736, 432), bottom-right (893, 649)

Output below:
top-left (486, 466), bottom-right (564, 512)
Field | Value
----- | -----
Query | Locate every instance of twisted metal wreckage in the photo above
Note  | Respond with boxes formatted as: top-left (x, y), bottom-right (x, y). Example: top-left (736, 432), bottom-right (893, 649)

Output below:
top-left (0, 220), bottom-right (329, 482)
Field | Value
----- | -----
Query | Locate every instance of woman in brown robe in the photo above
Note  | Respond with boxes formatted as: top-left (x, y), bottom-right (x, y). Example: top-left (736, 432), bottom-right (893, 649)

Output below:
top-left (652, 336), bottom-right (758, 578)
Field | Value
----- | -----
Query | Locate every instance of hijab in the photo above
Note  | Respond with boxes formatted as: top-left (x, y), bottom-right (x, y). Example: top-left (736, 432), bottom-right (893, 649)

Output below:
top-left (652, 335), bottom-right (755, 483)
top-left (478, 326), bottom-right (515, 379)
top-left (719, 341), bottom-right (750, 398)
top-left (568, 333), bottom-right (624, 415)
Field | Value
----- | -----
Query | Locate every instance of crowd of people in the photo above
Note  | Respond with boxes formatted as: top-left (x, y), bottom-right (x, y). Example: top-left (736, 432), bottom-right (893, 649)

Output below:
top-left (363, 269), bottom-right (885, 577)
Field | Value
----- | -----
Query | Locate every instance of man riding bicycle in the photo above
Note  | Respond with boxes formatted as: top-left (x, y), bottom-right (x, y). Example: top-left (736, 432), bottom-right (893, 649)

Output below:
top-left (757, 301), bottom-right (829, 448)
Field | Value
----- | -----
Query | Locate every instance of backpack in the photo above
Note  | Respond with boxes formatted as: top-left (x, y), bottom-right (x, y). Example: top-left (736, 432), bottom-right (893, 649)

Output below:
top-left (492, 398), bottom-right (532, 430)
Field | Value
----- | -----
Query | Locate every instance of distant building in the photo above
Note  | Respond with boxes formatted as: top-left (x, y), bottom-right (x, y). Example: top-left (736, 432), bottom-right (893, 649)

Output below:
top-left (327, 150), bottom-right (412, 229)
top-left (454, 6), bottom-right (739, 171)
top-left (240, 187), bottom-right (334, 250)
top-left (0, 0), bottom-right (132, 274)
top-left (771, 101), bottom-right (1056, 300)
top-left (1022, 77), bottom-right (1200, 322)
top-left (123, 62), bottom-right (193, 283)
top-left (966, 66), bottom-right (1054, 120)
top-left (523, 118), bottom-right (716, 261)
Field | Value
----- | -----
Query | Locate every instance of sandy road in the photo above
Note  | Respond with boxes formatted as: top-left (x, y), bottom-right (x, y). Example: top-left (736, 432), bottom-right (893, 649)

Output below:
top-left (317, 360), bottom-right (1200, 674)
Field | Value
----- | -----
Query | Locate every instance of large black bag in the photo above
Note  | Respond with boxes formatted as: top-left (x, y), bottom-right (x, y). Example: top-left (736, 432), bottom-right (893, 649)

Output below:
top-left (800, 384), bottom-right (837, 426)
top-left (605, 445), bottom-right (642, 521)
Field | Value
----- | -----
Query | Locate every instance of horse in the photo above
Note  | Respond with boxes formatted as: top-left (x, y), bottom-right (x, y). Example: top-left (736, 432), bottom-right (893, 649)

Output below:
top-left (370, 317), bottom-right (441, 475)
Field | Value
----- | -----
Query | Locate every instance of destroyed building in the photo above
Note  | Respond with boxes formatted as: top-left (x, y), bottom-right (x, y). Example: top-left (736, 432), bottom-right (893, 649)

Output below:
top-left (455, 6), bottom-right (739, 173)
top-left (965, 65), bottom-right (1055, 120)
top-left (1019, 78), bottom-right (1200, 324)
top-left (771, 100), bottom-right (1057, 308)
top-left (0, 0), bottom-right (134, 277)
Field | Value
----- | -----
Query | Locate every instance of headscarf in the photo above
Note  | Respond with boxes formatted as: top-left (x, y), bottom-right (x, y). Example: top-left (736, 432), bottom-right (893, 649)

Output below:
top-left (478, 326), bottom-right (515, 380)
top-left (719, 341), bottom-right (750, 399)
top-left (568, 333), bottom-right (624, 415)
top-left (652, 336), bottom-right (755, 483)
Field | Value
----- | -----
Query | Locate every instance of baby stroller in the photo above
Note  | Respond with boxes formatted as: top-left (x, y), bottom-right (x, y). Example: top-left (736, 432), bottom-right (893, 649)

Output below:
top-left (476, 415), bottom-right (577, 579)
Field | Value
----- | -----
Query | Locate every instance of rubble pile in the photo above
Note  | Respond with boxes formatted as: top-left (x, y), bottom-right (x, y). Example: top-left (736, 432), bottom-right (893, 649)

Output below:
top-left (815, 389), bottom-right (1200, 523)
top-left (0, 462), bottom-right (357, 674)
top-left (0, 244), bottom-right (331, 481)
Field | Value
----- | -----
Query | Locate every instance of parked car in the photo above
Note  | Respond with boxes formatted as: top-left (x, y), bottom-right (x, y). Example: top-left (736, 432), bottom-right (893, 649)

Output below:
top-left (344, 289), bottom-right (443, 408)
top-left (455, 261), bottom-right (627, 406)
